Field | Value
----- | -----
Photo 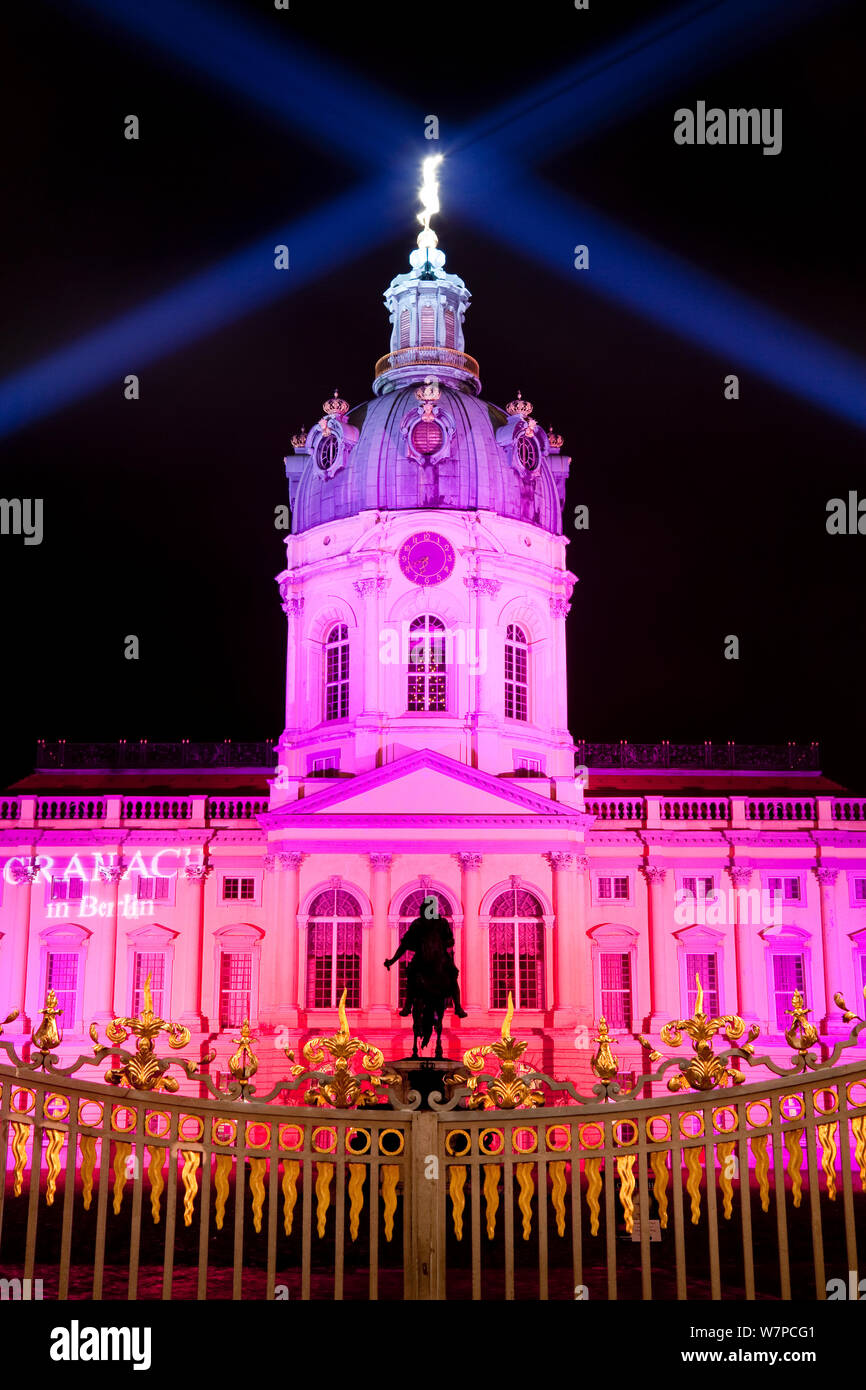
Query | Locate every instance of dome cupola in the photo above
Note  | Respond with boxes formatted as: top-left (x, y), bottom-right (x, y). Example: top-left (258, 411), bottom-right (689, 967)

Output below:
top-left (373, 156), bottom-right (480, 397)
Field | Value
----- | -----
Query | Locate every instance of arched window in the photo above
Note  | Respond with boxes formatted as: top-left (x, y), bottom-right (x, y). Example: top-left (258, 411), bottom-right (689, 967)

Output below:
top-left (407, 615), bottom-right (447, 712)
top-left (324, 624), bottom-right (349, 721)
top-left (396, 889), bottom-right (454, 1010)
top-left (504, 624), bottom-right (528, 721)
top-left (489, 887), bottom-right (545, 1009)
top-left (306, 888), bottom-right (362, 1008)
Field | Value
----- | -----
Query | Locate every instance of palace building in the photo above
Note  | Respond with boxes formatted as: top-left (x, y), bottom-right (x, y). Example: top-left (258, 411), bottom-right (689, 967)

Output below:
top-left (1, 196), bottom-right (865, 1091)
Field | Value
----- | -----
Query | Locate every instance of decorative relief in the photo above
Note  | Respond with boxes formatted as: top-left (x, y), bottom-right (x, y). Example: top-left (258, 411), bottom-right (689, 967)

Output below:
top-left (368, 853), bottom-right (393, 871)
top-left (184, 863), bottom-right (213, 883)
top-left (549, 597), bottom-right (570, 619)
top-left (641, 865), bottom-right (667, 885)
top-left (10, 860), bottom-right (40, 885)
top-left (353, 577), bottom-right (389, 598)
top-left (726, 865), bottom-right (753, 888)
top-left (546, 852), bottom-right (575, 871)
top-left (463, 576), bottom-right (501, 597)
top-left (98, 862), bottom-right (128, 885)
top-left (457, 853), bottom-right (482, 871)
top-left (813, 866), bottom-right (839, 886)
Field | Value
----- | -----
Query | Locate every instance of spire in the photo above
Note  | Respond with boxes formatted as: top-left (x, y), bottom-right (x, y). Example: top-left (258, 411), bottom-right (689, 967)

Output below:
top-left (373, 158), bottom-right (480, 396)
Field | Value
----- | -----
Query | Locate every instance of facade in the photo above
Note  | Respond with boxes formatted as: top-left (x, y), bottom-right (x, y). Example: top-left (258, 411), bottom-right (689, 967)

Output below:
top-left (2, 221), bottom-right (866, 1090)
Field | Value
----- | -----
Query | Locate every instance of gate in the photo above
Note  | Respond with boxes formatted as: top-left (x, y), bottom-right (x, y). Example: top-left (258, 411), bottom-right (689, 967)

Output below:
top-left (1, 990), bottom-right (865, 1300)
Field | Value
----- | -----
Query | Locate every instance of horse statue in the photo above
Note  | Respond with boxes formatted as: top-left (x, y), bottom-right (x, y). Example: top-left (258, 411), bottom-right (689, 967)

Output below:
top-left (384, 895), bottom-right (467, 1059)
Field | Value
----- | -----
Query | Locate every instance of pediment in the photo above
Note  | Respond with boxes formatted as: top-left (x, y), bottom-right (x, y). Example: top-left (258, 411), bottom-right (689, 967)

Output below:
top-left (265, 750), bottom-right (581, 823)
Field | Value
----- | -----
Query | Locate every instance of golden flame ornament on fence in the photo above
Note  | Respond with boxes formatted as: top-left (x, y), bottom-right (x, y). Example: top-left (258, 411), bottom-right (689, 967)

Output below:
top-left (639, 974), bottom-right (760, 1092)
top-left (784, 991), bottom-right (820, 1062)
top-left (31, 989), bottom-right (63, 1061)
top-left (227, 1019), bottom-right (259, 1099)
top-left (292, 989), bottom-right (399, 1107)
top-left (590, 1017), bottom-right (619, 1084)
top-left (89, 973), bottom-right (191, 1092)
top-left (456, 994), bottom-right (545, 1109)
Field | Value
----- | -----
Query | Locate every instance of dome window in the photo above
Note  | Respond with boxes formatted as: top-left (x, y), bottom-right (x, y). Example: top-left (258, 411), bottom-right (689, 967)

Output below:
top-left (516, 433), bottom-right (540, 472)
top-left (419, 303), bottom-right (436, 344)
top-left (411, 418), bottom-right (444, 456)
top-left (315, 433), bottom-right (339, 472)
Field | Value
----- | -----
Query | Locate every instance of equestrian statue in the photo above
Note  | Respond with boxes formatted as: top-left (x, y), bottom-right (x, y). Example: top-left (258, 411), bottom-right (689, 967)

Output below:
top-left (384, 895), bottom-right (467, 1059)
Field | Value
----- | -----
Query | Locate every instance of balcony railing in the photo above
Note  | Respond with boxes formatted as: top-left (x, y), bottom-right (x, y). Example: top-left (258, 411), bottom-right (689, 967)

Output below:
top-left (35, 740), bottom-right (277, 770)
top-left (373, 346), bottom-right (480, 380)
top-left (575, 740), bottom-right (821, 771)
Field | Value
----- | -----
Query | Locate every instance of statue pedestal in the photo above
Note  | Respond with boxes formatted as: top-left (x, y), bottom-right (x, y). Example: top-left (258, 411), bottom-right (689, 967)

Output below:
top-left (390, 1057), bottom-right (462, 1110)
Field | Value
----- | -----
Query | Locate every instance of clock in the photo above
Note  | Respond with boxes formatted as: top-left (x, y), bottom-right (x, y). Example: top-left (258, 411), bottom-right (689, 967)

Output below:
top-left (398, 531), bottom-right (456, 587)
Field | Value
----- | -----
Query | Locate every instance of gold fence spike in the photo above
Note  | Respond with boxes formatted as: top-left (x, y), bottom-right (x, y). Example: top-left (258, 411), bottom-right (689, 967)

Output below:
top-left (249, 1157), bottom-right (267, 1233)
top-left (483, 1163), bottom-right (501, 1239)
top-left (381, 1166), bottom-right (399, 1242)
top-left (449, 1165), bottom-right (467, 1240)
top-left (347, 1164), bottom-right (365, 1241)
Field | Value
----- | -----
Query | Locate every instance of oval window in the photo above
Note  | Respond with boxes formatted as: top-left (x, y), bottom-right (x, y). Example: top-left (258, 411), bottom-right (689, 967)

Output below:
top-left (316, 433), bottom-right (339, 471)
top-left (516, 434), bottom-right (539, 471)
top-left (411, 418), bottom-right (444, 456)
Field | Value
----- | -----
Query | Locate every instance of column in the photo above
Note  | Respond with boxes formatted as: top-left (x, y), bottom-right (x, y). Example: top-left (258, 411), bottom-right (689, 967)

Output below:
top-left (90, 858), bottom-right (126, 1021)
top-left (4, 858), bottom-right (39, 1032)
top-left (813, 866), bottom-right (846, 1032)
top-left (547, 852), bottom-right (578, 1023)
top-left (177, 861), bottom-right (213, 1029)
top-left (368, 852), bottom-right (393, 1020)
top-left (642, 864), bottom-right (675, 1030)
top-left (726, 865), bottom-right (760, 1022)
top-left (457, 853), bottom-right (483, 1011)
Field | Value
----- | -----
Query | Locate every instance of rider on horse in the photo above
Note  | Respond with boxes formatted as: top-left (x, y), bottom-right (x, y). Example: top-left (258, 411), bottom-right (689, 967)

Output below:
top-left (384, 896), bottom-right (468, 1019)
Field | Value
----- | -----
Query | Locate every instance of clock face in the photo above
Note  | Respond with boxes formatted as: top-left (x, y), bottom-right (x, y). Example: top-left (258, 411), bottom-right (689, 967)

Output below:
top-left (398, 531), bottom-right (456, 587)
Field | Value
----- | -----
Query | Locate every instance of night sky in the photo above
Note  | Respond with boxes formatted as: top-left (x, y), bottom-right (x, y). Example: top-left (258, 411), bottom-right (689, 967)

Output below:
top-left (1, 0), bottom-right (863, 788)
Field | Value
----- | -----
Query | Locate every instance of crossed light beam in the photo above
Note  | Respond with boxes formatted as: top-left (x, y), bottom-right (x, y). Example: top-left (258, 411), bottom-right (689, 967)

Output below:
top-left (2, 0), bottom-right (863, 439)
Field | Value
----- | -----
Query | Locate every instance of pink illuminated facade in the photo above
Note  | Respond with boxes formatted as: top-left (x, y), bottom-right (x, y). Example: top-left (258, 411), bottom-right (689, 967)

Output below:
top-left (2, 229), bottom-right (866, 1089)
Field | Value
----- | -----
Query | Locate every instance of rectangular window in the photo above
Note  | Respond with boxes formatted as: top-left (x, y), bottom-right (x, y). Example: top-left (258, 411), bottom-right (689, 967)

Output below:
top-left (681, 877), bottom-right (714, 900)
top-left (46, 952), bottom-right (78, 1025)
top-left (772, 953), bottom-right (806, 1032)
top-left (685, 952), bottom-right (719, 1016)
top-left (222, 877), bottom-right (255, 902)
top-left (597, 876), bottom-right (630, 902)
top-left (137, 876), bottom-right (170, 901)
top-left (514, 755), bottom-right (542, 775)
top-left (51, 876), bottom-right (84, 901)
top-left (131, 951), bottom-right (166, 1016)
top-left (219, 952), bottom-right (252, 1028)
top-left (599, 953), bottom-right (632, 1030)
top-left (310, 754), bottom-right (339, 776)
top-left (767, 876), bottom-right (802, 903)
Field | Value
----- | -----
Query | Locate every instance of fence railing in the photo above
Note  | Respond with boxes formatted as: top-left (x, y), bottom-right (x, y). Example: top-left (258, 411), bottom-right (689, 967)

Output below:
top-left (2, 984), bottom-right (866, 1301)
